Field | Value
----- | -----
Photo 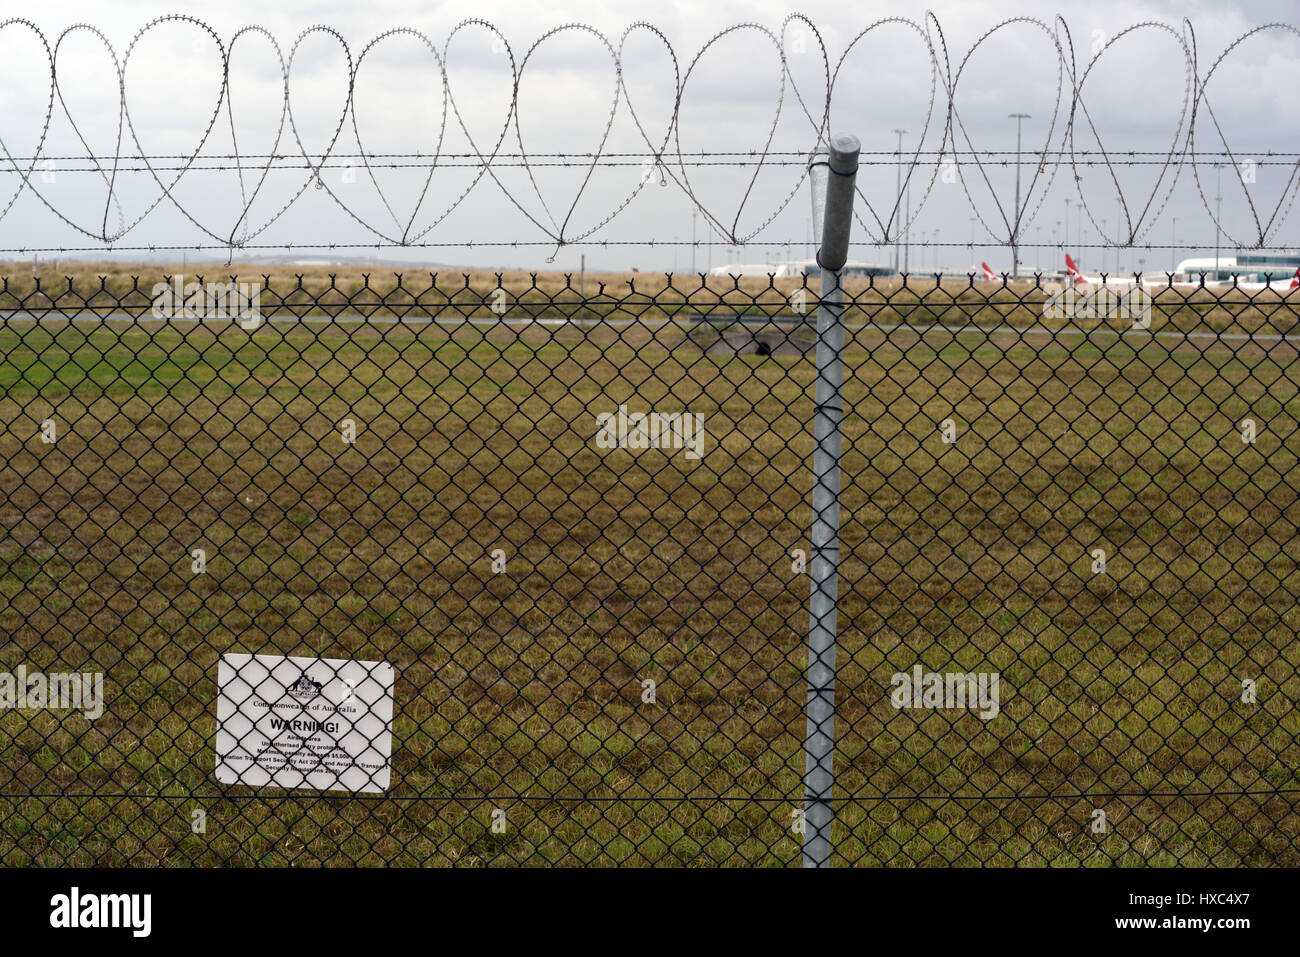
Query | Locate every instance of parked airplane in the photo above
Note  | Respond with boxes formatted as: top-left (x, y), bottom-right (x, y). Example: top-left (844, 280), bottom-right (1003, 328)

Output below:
top-left (1061, 253), bottom-right (1270, 292)
top-left (1064, 254), bottom-right (1138, 287)
top-left (1230, 264), bottom-right (1300, 293)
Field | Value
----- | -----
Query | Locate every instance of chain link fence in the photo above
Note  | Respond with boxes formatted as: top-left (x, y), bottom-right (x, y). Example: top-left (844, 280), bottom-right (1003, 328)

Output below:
top-left (1, 265), bottom-right (1297, 865)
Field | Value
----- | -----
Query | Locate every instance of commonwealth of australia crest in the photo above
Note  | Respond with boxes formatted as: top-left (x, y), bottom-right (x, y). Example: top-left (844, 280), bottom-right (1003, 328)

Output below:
top-left (287, 674), bottom-right (323, 699)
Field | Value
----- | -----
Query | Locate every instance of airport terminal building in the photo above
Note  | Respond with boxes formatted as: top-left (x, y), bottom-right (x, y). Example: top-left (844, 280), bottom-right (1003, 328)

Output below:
top-left (1173, 251), bottom-right (1300, 283)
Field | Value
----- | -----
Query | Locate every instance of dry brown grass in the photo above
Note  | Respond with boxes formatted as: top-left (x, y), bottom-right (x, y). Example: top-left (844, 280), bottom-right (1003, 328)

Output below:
top-left (5, 260), bottom-right (1294, 337)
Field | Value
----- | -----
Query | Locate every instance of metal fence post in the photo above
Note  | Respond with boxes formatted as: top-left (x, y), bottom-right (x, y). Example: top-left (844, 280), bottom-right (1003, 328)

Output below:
top-left (803, 133), bottom-right (860, 868)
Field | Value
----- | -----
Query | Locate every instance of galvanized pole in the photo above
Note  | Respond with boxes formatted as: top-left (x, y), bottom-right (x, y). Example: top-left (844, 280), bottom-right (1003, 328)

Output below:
top-left (803, 132), bottom-right (859, 868)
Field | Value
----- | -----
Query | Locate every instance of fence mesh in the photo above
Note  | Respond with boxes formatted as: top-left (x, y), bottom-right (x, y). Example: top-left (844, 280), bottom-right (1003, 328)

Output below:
top-left (0, 270), bottom-right (1297, 865)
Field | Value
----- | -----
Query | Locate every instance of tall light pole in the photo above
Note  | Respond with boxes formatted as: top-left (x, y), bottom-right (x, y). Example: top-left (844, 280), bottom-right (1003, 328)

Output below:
top-left (904, 171), bottom-right (912, 273)
top-left (1214, 163), bottom-right (1223, 280)
top-left (1171, 216), bottom-right (1177, 273)
top-left (892, 129), bottom-right (907, 274)
top-left (1009, 112), bottom-right (1031, 278)
top-left (1116, 194), bottom-right (1123, 275)
top-left (691, 209), bottom-right (698, 273)
top-left (1064, 197), bottom-right (1071, 258)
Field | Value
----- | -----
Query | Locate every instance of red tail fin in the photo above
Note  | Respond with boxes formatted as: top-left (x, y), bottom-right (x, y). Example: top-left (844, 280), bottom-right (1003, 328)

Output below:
top-left (981, 261), bottom-right (996, 281)
top-left (1066, 253), bottom-right (1088, 285)
top-left (1290, 265), bottom-right (1300, 290)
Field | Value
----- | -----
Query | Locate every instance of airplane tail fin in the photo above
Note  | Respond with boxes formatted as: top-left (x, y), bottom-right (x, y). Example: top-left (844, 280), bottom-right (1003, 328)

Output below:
top-left (1066, 253), bottom-right (1088, 285)
top-left (1290, 265), bottom-right (1300, 290)
top-left (981, 261), bottom-right (996, 281)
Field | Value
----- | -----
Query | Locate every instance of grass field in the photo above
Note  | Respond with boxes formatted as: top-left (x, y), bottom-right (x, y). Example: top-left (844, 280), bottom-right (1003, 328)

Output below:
top-left (0, 265), bottom-right (1298, 865)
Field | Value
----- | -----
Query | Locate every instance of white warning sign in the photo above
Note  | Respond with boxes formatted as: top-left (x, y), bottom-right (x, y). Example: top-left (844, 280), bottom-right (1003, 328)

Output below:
top-left (216, 653), bottom-right (394, 793)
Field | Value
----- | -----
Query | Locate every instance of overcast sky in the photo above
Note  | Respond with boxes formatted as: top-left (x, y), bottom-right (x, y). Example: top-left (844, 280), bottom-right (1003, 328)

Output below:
top-left (0, 0), bottom-right (1296, 274)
